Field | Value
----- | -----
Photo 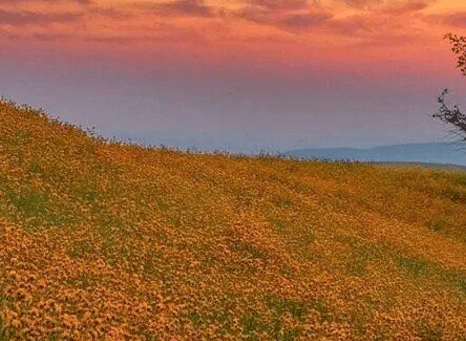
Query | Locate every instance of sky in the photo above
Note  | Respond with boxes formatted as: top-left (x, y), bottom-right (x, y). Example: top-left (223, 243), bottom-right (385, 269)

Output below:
top-left (2, 0), bottom-right (466, 157)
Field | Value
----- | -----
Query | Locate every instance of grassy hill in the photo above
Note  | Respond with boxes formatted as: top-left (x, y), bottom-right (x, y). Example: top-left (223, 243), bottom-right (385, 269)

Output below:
top-left (1, 97), bottom-right (466, 341)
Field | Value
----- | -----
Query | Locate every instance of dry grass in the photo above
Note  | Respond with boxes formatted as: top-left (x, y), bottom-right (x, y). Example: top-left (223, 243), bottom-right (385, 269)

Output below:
top-left (1, 97), bottom-right (466, 341)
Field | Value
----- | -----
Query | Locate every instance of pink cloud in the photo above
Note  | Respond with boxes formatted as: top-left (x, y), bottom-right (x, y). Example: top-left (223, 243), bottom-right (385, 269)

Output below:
top-left (130, 0), bottom-right (215, 18)
top-left (0, 9), bottom-right (84, 27)
top-left (443, 12), bottom-right (466, 28)
top-left (279, 12), bottom-right (333, 30)
top-left (246, 0), bottom-right (308, 11)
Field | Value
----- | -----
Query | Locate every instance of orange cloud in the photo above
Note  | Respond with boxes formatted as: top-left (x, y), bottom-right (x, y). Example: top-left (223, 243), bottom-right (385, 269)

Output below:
top-left (74, 0), bottom-right (93, 4)
top-left (232, 4), bottom-right (333, 32)
top-left (233, 5), bottom-right (276, 24)
top-left (0, 0), bottom-right (93, 4)
top-left (82, 29), bottom-right (203, 44)
top-left (0, 0), bottom-right (460, 69)
top-left (87, 6), bottom-right (134, 20)
top-left (380, 1), bottom-right (429, 15)
top-left (32, 32), bottom-right (76, 41)
top-left (326, 15), bottom-right (372, 36)
top-left (336, 0), bottom-right (374, 10)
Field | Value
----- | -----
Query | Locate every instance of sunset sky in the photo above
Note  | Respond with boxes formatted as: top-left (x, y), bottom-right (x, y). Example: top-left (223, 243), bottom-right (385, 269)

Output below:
top-left (2, 0), bottom-right (466, 156)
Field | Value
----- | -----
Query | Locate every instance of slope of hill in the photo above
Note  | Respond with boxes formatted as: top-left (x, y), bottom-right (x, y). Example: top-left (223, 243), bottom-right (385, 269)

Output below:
top-left (1, 97), bottom-right (466, 341)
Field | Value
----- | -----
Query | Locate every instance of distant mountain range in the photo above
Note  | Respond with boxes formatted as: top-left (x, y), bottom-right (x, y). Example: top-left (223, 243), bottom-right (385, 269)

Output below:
top-left (279, 142), bottom-right (466, 170)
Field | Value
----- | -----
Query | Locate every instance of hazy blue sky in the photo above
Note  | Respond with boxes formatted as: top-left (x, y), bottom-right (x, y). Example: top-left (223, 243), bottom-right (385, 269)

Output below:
top-left (1, 0), bottom-right (466, 157)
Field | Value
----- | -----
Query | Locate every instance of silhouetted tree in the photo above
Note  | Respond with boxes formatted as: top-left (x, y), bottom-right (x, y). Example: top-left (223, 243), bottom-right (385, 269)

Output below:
top-left (425, 33), bottom-right (466, 151)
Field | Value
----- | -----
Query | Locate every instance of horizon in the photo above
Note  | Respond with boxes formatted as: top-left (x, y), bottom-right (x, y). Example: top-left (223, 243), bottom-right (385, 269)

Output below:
top-left (7, 94), bottom-right (466, 170)
top-left (5, 94), bottom-right (466, 170)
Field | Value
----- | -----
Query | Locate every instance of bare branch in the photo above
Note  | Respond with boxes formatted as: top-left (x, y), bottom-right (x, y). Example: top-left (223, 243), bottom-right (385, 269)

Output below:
top-left (426, 84), bottom-right (466, 151)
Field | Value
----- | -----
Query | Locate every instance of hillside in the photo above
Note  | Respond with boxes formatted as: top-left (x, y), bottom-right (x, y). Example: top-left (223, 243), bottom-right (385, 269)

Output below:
top-left (1, 97), bottom-right (466, 341)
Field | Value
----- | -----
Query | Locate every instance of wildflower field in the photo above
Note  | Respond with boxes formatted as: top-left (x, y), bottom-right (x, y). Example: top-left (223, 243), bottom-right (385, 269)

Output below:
top-left (1, 97), bottom-right (466, 341)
